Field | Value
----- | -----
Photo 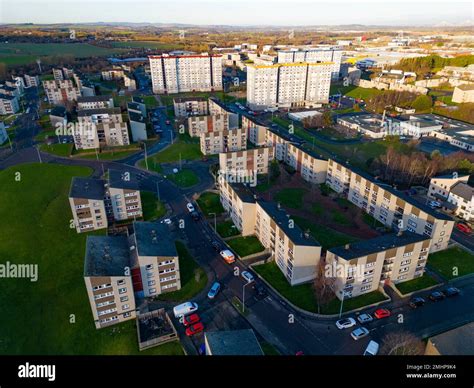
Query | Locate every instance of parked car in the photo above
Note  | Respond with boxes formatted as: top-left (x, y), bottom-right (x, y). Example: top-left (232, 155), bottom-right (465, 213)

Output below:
top-left (336, 317), bottom-right (357, 330)
top-left (456, 223), bottom-right (472, 234)
top-left (428, 200), bottom-right (441, 208)
top-left (207, 282), bottom-right (221, 299)
top-left (241, 271), bottom-right (255, 283)
top-left (374, 309), bottom-right (391, 319)
top-left (357, 313), bottom-right (373, 324)
top-left (211, 240), bottom-right (221, 251)
top-left (443, 287), bottom-right (460, 297)
top-left (219, 249), bottom-right (235, 264)
top-left (185, 322), bottom-right (204, 336)
top-left (253, 283), bottom-right (268, 300)
top-left (190, 211), bottom-right (200, 221)
top-left (351, 327), bottom-right (370, 340)
top-left (173, 302), bottom-right (198, 319)
top-left (409, 297), bottom-right (426, 309)
top-left (161, 218), bottom-right (172, 225)
top-left (363, 340), bottom-right (379, 355)
top-left (165, 120), bottom-right (171, 125)
top-left (429, 291), bottom-right (445, 302)
top-left (182, 313), bottom-right (200, 327)
top-left (186, 203), bottom-right (195, 213)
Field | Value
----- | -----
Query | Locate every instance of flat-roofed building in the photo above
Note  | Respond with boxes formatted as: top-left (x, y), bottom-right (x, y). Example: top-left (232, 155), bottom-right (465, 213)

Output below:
top-left (286, 144), bottom-right (328, 184)
top-left (200, 128), bottom-right (247, 155)
top-left (0, 94), bottom-right (20, 115)
top-left (219, 147), bottom-right (274, 178)
top-left (174, 97), bottom-right (209, 118)
top-left (188, 113), bottom-right (233, 137)
top-left (242, 115), bottom-right (267, 146)
top-left (428, 174), bottom-right (469, 201)
top-left (425, 322), bottom-right (474, 355)
top-left (84, 235), bottom-right (137, 329)
top-left (43, 79), bottom-right (81, 104)
top-left (129, 222), bottom-right (181, 298)
top-left (107, 169), bottom-right (143, 221)
top-left (128, 111), bottom-right (147, 142)
top-left (452, 84), bottom-right (474, 103)
top-left (208, 98), bottom-right (239, 129)
top-left (326, 232), bottom-right (431, 300)
top-left (69, 177), bottom-right (108, 233)
top-left (77, 95), bottom-right (114, 110)
top-left (447, 182), bottom-right (474, 221)
top-left (205, 329), bottom-right (264, 355)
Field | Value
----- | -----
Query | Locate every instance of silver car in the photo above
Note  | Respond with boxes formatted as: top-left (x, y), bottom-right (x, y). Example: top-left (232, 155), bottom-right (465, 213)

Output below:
top-left (357, 313), bottom-right (373, 324)
top-left (351, 327), bottom-right (370, 341)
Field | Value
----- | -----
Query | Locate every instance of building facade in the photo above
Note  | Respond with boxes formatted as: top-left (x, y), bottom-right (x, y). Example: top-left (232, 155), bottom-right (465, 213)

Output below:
top-left (173, 97), bottom-right (209, 118)
top-left (200, 128), bottom-right (247, 155)
top-left (219, 147), bottom-right (275, 178)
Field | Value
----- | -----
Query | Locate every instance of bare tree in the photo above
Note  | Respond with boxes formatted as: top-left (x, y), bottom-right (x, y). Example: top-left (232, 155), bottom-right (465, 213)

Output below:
top-left (313, 258), bottom-right (336, 314)
top-left (380, 331), bottom-right (425, 355)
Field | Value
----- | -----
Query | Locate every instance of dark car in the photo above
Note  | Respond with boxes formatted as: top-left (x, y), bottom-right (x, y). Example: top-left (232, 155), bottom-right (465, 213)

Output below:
top-left (429, 291), bottom-right (445, 302)
top-left (253, 283), bottom-right (267, 300)
top-left (409, 297), bottom-right (426, 309)
top-left (190, 211), bottom-right (200, 221)
top-left (211, 241), bottom-right (221, 251)
top-left (443, 287), bottom-right (460, 297)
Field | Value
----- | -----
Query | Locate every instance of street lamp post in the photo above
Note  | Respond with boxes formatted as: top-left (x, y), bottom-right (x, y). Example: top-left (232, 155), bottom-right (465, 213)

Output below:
top-left (156, 180), bottom-right (161, 201)
top-left (209, 212), bottom-right (217, 231)
top-left (242, 281), bottom-right (253, 314)
top-left (339, 290), bottom-right (345, 319)
top-left (143, 142), bottom-right (149, 171)
top-left (35, 145), bottom-right (42, 163)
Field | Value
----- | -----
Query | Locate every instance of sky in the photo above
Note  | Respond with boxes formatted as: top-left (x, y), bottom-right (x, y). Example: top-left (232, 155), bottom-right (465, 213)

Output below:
top-left (0, 0), bottom-right (473, 26)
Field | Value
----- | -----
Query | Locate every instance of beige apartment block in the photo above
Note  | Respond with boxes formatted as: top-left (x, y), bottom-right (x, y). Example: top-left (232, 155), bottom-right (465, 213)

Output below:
top-left (149, 54), bottom-right (223, 94)
top-left (219, 147), bottom-right (275, 177)
top-left (200, 128), bottom-right (247, 155)
top-left (326, 159), bottom-right (454, 252)
top-left (174, 97), bottom-right (209, 118)
top-left (84, 235), bottom-right (137, 329)
top-left (452, 84), bottom-right (474, 103)
top-left (326, 232), bottom-right (431, 300)
top-left (447, 182), bottom-right (474, 222)
top-left (286, 143), bottom-right (328, 184)
top-left (69, 177), bottom-right (108, 233)
top-left (242, 115), bottom-right (268, 146)
top-left (107, 169), bottom-right (143, 221)
top-left (428, 174), bottom-right (469, 201)
top-left (208, 98), bottom-right (239, 129)
top-left (188, 113), bottom-right (232, 137)
top-left (255, 201), bottom-right (321, 285)
top-left (129, 222), bottom-right (181, 298)
top-left (43, 79), bottom-right (81, 104)
top-left (219, 180), bottom-right (257, 236)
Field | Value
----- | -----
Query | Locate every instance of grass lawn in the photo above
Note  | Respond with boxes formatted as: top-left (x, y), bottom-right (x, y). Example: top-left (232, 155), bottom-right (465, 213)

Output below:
top-left (321, 291), bottom-right (388, 314)
top-left (39, 143), bottom-right (73, 157)
top-left (427, 247), bottom-right (474, 280)
top-left (197, 192), bottom-right (225, 217)
top-left (330, 85), bottom-right (384, 100)
top-left (139, 158), bottom-right (164, 174)
top-left (143, 96), bottom-right (159, 108)
top-left (0, 163), bottom-right (183, 355)
top-left (76, 149), bottom-right (139, 161)
top-left (274, 188), bottom-right (307, 209)
top-left (141, 191), bottom-right (166, 221)
top-left (362, 213), bottom-right (385, 229)
top-left (216, 220), bottom-right (240, 238)
top-left (293, 216), bottom-right (359, 249)
top-left (156, 241), bottom-right (207, 303)
top-left (331, 209), bottom-right (351, 226)
top-left (167, 168), bottom-right (199, 188)
top-left (142, 141), bottom-right (202, 164)
top-left (395, 274), bottom-right (439, 295)
top-left (312, 203), bottom-right (324, 216)
top-left (35, 129), bottom-right (57, 141)
top-left (226, 236), bottom-right (265, 257)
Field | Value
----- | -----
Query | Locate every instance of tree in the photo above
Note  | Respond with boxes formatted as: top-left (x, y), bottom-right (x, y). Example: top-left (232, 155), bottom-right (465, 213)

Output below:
top-left (322, 111), bottom-right (333, 128)
top-left (411, 95), bottom-right (433, 112)
top-left (380, 331), bottom-right (425, 355)
top-left (269, 159), bottom-right (280, 182)
top-left (313, 259), bottom-right (336, 314)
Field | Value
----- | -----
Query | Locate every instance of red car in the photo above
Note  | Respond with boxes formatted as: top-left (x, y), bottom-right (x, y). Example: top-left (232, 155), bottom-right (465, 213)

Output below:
top-left (185, 322), bottom-right (204, 336)
top-left (456, 223), bottom-right (472, 234)
top-left (374, 308), bottom-right (391, 319)
top-left (165, 120), bottom-right (171, 125)
top-left (182, 313), bottom-right (200, 327)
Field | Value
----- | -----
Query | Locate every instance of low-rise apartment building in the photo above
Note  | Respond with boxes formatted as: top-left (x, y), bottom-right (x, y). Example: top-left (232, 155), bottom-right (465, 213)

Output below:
top-left (43, 79), bottom-right (81, 104)
top-left (0, 121), bottom-right (8, 145)
top-left (174, 97), bottom-right (209, 118)
top-left (129, 222), bottom-right (181, 298)
top-left (286, 144), bottom-right (328, 184)
top-left (452, 84), bottom-right (474, 103)
top-left (242, 115), bottom-right (268, 146)
top-left (219, 147), bottom-right (274, 178)
top-left (77, 95), bottom-right (114, 110)
top-left (24, 74), bottom-right (40, 88)
top-left (188, 113), bottom-right (233, 137)
top-left (84, 235), bottom-right (137, 329)
top-left (447, 182), bottom-right (474, 221)
top-left (326, 232), bottom-right (431, 300)
top-left (128, 111), bottom-right (147, 142)
top-left (0, 94), bottom-right (20, 115)
top-left (326, 159), bottom-right (454, 252)
top-left (200, 128), bottom-right (247, 155)
top-left (107, 169), bottom-right (143, 221)
top-left (428, 174), bottom-right (469, 201)
top-left (208, 98), bottom-right (239, 129)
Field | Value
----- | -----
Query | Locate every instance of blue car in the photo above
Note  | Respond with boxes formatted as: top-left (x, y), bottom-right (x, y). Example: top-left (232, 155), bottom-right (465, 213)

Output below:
top-left (207, 282), bottom-right (221, 299)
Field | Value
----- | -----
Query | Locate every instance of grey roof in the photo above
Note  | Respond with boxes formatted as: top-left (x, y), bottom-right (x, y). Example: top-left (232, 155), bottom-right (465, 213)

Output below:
top-left (450, 181), bottom-right (474, 201)
top-left (84, 235), bottom-right (131, 277)
top-left (329, 232), bottom-right (430, 261)
top-left (257, 200), bottom-right (320, 246)
top-left (108, 169), bottom-right (140, 191)
top-left (50, 106), bottom-right (66, 117)
top-left (132, 96), bottom-right (144, 104)
top-left (77, 95), bottom-right (112, 103)
top-left (0, 93), bottom-right (16, 100)
top-left (69, 177), bottom-right (106, 200)
top-left (205, 329), bottom-right (264, 355)
top-left (127, 102), bottom-right (143, 112)
top-left (428, 322), bottom-right (474, 355)
top-left (132, 221), bottom-right (178, 257)
top-left (228, 182), bottom-right (257, 204)
top-left (129, 111), bottom-right (145, 122)
top-left (77, 107), bottom-right (121, 117)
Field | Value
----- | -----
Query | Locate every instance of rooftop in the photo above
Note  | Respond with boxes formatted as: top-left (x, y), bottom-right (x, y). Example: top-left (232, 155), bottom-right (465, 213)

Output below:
top-left (69, 177), bottom-right (106, 200)
top-left (129, 111), bottom-right (145, 122)
top-left (227, 182), bottom-right (257, 204)
top-left (84, 235), bottom-right (131, 277)
top-left (428, 322), bottom-right (474, 355)
top-left (132, 96), bottom-right (145, 104)
top-left (450, 181), bottom-right (474, 201)
top-left (127, 102), bottom-right (143, 112)
top-left (174, 96), bottom-right (207, 103)
top-left (77, 95), bottom-right (112, 103)
top-left (78, 107), bottom-right (121, 117)
top-left (329, 231), bottom-right (430, 261)
top-left (108, 169), bottom-right (140, 191)
top-left (50, 106), bottom-right (66, 117)
top-left (205, 329), bottom-right (264, 355)
top-left (132, 222), bottom-right (178, 258)
top-left (456, 84), bottom-right (474, 91)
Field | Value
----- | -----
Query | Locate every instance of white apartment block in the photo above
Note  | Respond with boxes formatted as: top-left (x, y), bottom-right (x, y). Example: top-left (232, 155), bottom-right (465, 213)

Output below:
top-left (242, 115), bottom-right (268, 146)
top-left (174, 97), bottom-right (209, 118)
top-left (219, 147), bottom-right (275, 177)
top-left (428, 174), bottom-right (470, 201)
top-left (452, 84), bottom-right (474, 103)
top-left (246, 62), bottom-right (332, 111)
top-left (0, 94), bottom-right (20, 115)
top-left (43, 79), bottom-right (81, 104)
top-left (326, 159), bottom-right (454, 252)
top-left (149, 54), bottom-right (223, 94)
top-left (24, 74), bottom-right (40, 88)
top-left (77, 95), bottom-right (114, 110)
top-left (447, 182), bottom-right (474, 222)
top-left (208, 98), bottom-right (239, 129)
top-left (277, 48), bottom-right (342, 80)
top-left (200, 128), bottom-right (247, 155)
top-left (107, 169), bottom-right (143, 221)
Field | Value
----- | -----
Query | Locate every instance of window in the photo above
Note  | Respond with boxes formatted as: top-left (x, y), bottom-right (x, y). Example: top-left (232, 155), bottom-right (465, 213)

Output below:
top-left (365, 262), bottom-right (375, 268)
top-left (120, 296), bottom-right (128, 303)
top-left (148, 280), bottom-right (156, 286)
top-left (149, 288), bottom-right (157, 295)
top-left (122, 304), bottom-right (130, 310)
top-left (118, 287), bottom-right (127, 294)
top-left (117, 279), bottom-right (125, 286)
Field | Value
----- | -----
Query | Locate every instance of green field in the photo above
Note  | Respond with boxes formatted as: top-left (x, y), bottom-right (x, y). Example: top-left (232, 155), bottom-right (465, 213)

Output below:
top-left (227, 236), bottom-right (265, 257)
top-left (39, 143), bottom-right (73, 157)
top-left (167, 168), bottom-right (199, 188)
top-left (0, 43), bottom-right (125, 67)
top-left (330, 85), bottom-right (384, 100)
top-left (110, 41), bottom-right (182, 50)
top-left (216, 220), bottom-right (240, 238)
top-left (141, 141), bottom-right (202, 165)
top-left (197, 192), bottom-right (225, 217)
top-left (76, 149), bottom-right (139, 161)
top-left (0, 163), bottom-right (182, 355)
top-left (274, 188), bottom-right (307, 209)
top-left (427, 247), bottom-right (474, 280)
top-left (395, 274), bottom-right (439, 295)
top-left (141, 191), bottom-right (166, 221)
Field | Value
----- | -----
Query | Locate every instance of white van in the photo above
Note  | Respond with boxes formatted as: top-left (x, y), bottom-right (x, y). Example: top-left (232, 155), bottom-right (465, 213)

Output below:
top-left (363, 340), bottom-right (379, 356)
top-left (173, 302), bottom-right (198, 319)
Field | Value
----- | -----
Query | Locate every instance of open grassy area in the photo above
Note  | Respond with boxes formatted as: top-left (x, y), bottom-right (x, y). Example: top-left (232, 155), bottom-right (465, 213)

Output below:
top-left (226, 236), bottom-right (265, 257)
top-left (143, 96), bottom-right (159, 108)
top-left (321, 291), bottom-right (388, 314)
top-left (395, 274), bottom-right (439, 295)
top-left (156, 241), bottom-right (207, 303)
top-left (274, 188), bottom-right (307, 209)
top-left (197, 192), bottom-right (225, 217)
top-left (141, 191), bottom-right (166, 221)
top-left (216, 220), bottom-right (240, 238)
top-left (0, 163), bottom-right (183, 355)
top-left (293, 216), bottom-right (359, 249)
top-left (39, 143), bottom-right (73, 157)
top-left (427, 247), bottom-right (474, 280)
top-left (167, 168), bottom-right (199, 188)
top-left (159, 91), bottom-right (230, 107)
top-left (76, 149), bottom-right (139, 161)
top-left (141, 141), bottom-right (202, 164)
top-left (330, 84), bottom-right (384, 100)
